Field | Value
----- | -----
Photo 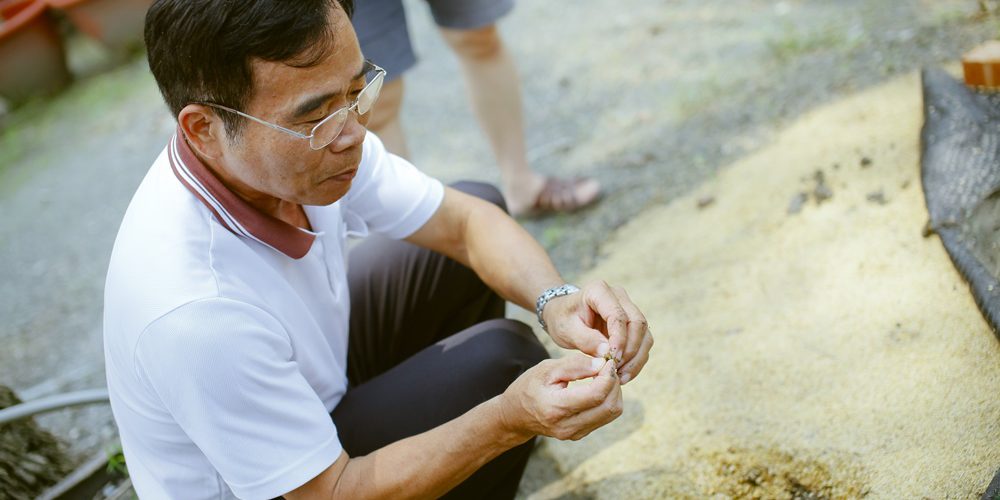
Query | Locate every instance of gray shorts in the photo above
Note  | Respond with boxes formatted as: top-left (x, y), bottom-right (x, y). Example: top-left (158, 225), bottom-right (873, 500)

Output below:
top-left (351, 0), bottom-right (515, 81)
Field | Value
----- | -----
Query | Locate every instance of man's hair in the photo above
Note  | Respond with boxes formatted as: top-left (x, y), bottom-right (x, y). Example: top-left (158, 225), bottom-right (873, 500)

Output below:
top-left (145, 0), bottom-right (354, 138)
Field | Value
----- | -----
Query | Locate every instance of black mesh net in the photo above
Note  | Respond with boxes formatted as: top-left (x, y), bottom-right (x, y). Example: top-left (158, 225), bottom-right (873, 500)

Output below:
top-left (921, 68), bottom-right (1000, 340)
top-left (919, 68), bottom-right (1000, 500)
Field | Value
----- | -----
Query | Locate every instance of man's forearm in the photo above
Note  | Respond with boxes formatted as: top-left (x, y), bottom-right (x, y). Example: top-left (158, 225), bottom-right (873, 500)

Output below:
top-left (405, 189), bottom-right (566, 312)
top-left (462, 202), bottom-right (565, 311)
top-left (332, 396), bottom-right (529, 500)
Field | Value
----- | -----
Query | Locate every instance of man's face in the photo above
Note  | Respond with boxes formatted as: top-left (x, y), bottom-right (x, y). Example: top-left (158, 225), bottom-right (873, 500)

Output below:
top-left (217, 6), bottom-right (370, 207)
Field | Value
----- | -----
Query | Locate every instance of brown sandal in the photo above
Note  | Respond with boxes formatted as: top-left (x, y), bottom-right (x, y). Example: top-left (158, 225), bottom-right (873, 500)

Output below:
top-left (523, 176), bottom-right (601, 217)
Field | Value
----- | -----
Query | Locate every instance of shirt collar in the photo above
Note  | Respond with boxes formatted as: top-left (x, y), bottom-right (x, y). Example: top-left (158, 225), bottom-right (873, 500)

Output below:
top-left (167, 128), bottom-right (317, 259)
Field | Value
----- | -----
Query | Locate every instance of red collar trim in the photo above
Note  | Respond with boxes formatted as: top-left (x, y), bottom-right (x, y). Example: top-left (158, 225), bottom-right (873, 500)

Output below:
top-left (167, 129), bottom-right (316, 259)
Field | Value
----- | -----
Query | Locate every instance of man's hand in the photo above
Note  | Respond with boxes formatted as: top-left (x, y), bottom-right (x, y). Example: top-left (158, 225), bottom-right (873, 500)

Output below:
top-left (498, 353), bottom-right (622, 441)
top-left (542, 281), bottom-right (653, 385)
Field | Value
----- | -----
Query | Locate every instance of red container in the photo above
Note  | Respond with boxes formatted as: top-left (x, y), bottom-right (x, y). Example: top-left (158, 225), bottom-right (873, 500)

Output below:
top-left (0, 0), bottom-right (71, 103)
top-left (47, 0), bottom-right (152, 53)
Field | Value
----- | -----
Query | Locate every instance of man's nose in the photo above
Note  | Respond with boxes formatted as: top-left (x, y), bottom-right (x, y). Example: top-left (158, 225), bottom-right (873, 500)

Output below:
top-left (325, 111), bottom-right (367, 153)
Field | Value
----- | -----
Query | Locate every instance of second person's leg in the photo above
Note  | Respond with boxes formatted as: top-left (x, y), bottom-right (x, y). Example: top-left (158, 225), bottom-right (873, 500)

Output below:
top-left (351, 0), bottom-right (414, 156)
top-left (435, 13), bottom-right (601, 215)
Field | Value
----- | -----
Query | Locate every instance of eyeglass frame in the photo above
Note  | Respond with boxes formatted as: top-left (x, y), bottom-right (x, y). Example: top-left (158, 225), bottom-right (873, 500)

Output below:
top-left (195, 60), bottom-right (386, 150)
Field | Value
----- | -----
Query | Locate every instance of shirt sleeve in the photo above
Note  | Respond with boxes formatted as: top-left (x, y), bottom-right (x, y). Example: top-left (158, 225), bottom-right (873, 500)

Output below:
top-left (134, 298), bottom-right (342, 500)
top-left (342, 132), bottom-right (445, 239)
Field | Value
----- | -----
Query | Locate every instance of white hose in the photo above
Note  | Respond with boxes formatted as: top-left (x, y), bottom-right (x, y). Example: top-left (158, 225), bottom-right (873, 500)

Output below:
top-left (0, 388), bottom-right (109, 424)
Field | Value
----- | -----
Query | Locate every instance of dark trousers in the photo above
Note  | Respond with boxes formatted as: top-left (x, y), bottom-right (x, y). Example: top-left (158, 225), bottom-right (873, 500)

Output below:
top-left (332, 182), bottom-right (550, 500)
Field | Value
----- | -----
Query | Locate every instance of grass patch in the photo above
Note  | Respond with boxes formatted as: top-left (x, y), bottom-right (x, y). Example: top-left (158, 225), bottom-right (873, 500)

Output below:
top-left (936, 7), bottom-right (972, 25)
top-left (767, 24), bottom-right (851, 62)
top-left (540, 216), bottom-right (568, 247)
top-left (0, 56), bottom-right (154, 190)
top-left (674, 76), bottom-right (729, 120)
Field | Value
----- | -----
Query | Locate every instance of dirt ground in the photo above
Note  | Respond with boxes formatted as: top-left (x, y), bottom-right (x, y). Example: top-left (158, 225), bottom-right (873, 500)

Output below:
top-left (515, 71), bottom-right (1000, 499)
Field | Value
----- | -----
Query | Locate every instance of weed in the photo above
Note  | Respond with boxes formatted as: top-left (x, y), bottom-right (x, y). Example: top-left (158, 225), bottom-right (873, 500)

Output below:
top-left (105, 443), bottom-right (128, 477)
top-left (541, 223), bottom-right (565, 247)
top-left (0, 55), bottom-right (154, 192)
top-left (767, 24), bottom-right (849, 62)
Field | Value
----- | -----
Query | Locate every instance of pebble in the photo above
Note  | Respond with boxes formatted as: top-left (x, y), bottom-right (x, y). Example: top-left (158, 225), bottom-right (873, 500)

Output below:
top-left (788, 192), bottom-right (809, 214)
top-left (867, 190), bottom-right (888, 205)
top-left (814, 184), bottom-right (834, 203)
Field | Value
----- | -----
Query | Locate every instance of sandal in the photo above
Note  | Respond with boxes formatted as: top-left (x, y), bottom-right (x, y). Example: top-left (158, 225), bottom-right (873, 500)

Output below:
top-left (517, 176), bottom-right (602, 217)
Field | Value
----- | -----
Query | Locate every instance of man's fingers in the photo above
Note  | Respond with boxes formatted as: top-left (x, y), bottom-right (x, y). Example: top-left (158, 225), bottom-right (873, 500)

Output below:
top-left (546, 353), bottom-right (604, 385)
top-left (557, 359), bottom-right (617, 411)
top-left (583, 281), bottom-right (629, 358)
top-left (564, 323), bottom-right (612, 358)
top-left (611, 286), bottom-right (648, 367)
top-left (558, 378), bottom-right (624, 440)
top-left (619, 334), bottom-right (653, 384)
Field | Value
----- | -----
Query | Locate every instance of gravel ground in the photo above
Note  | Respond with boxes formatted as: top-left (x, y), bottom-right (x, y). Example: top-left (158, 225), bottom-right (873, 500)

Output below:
top-left (0, 0), bottom-right (996, 488)
top-left (404, 0), bottom-right (998, 275)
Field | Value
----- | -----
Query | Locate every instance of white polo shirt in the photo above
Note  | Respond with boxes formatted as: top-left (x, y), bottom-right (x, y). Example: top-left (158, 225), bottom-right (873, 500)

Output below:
top-left (103, 130), bottom-right (443, 500)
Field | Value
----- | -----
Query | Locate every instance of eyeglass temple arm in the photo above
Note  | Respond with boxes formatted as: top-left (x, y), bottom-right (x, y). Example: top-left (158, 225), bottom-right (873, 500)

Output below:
top-left (199, 103), bottom-right (310, 139)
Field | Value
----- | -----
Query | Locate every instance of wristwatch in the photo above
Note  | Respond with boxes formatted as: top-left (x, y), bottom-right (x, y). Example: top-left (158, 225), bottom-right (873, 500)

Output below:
top-left (535, 284), bottom-right (580, 331)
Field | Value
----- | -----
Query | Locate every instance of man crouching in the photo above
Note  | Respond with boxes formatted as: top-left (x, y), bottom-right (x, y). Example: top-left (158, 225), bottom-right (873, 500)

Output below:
top-left (103, 1), bottom-right (653, 498)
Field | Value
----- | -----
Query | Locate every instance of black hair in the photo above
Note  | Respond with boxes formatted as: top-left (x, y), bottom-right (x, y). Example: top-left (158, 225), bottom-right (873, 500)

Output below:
top-left (145, 0), bottom-right (354, 138)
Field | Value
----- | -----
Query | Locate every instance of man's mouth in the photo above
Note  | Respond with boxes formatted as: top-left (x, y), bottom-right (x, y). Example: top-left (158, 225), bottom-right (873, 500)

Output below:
top-left (329, 168), bottom-right (357, 182)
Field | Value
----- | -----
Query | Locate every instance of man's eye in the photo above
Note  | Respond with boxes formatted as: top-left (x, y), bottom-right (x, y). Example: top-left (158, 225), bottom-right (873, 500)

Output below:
top-left (298, 117), bottom-right (323, 128)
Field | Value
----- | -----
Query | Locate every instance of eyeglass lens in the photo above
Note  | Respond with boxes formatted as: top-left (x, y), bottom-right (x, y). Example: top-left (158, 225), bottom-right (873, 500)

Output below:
top-left (309, 68), bottom-right (385, 150)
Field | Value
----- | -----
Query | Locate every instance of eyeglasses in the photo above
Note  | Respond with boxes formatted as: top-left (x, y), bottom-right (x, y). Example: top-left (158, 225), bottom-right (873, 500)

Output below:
top-left (198, 60), bottom-right (385, 150)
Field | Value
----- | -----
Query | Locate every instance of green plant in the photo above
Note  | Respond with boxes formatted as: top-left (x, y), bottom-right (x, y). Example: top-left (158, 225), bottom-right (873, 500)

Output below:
top-left (0, 54), bottom-right (154, 194)
top-left (105, 443), bottom-right (127, 477)
top-left (540, 221), bottom-right (564, 248)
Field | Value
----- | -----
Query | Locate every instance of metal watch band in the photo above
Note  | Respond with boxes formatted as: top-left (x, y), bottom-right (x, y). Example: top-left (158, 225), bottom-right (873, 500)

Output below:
top-left (535, 284), bottom-right (580, 331)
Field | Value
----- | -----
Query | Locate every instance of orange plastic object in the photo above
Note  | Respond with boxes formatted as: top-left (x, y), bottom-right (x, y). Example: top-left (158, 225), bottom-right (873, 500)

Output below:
top-left (47, 0), bottom-right (152, 52)
top-left (962, 41), bottom-right (1000, 89)
top-left (0, 0), bottom-right (71, 103)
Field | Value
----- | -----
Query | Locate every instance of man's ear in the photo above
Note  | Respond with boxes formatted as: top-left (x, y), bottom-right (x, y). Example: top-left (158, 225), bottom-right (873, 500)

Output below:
top-left (178, 104), bottom-right (226, 160)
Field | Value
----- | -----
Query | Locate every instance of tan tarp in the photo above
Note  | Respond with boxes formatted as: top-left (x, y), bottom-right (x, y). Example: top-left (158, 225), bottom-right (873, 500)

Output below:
top-left (522, 71), bottom-right (1000, 499)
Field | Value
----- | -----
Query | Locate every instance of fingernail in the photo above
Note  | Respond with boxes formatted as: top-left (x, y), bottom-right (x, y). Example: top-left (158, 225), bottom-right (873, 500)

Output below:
top-left (620, 373), bottom-right (631, 384)
top-left (597, 343), bottom-right (610, 357)
top-left (590, 357), bottom-right (604, 370)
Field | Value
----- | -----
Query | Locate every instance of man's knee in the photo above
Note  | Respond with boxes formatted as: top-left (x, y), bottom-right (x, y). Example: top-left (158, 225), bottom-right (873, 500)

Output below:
top-left (466, 319), bottom-right (549, 389)
top-left (451, 180), bottom-right (508, 213)
top-left (441, 25), bottom-right (504, 62)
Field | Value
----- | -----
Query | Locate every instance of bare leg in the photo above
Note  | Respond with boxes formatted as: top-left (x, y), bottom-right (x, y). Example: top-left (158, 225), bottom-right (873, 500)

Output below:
top-left (366, 77), bottom-right (411, 159)
top-left (440, 24), bottom-right (600, 216)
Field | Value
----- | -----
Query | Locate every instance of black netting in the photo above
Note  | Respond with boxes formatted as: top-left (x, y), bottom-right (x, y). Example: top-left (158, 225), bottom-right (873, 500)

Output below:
top-left (921, 68), bottom-right (1000, 341)
top-left (919, 69), bottom-right (1000, 500)
top-left (984, 467), bottom-right (1000, 500)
